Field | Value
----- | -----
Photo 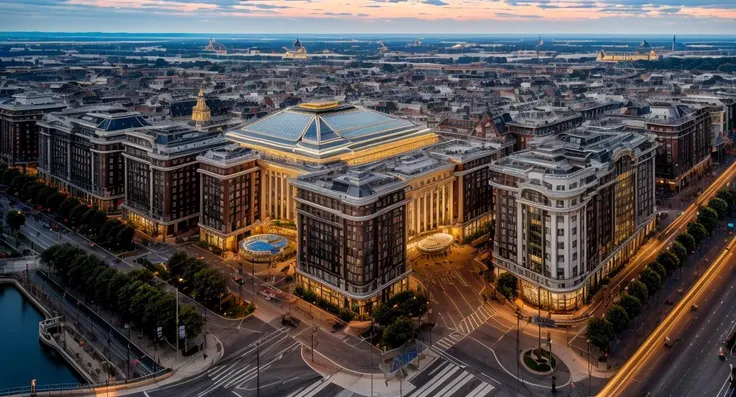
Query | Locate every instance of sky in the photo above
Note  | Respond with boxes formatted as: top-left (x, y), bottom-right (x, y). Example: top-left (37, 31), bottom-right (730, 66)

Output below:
top-left (0, 0), bottom-right (735, 34)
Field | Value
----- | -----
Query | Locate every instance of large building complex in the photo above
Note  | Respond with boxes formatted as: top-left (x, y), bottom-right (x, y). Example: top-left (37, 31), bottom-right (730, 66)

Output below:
top-left (197, 144), bottom-right (261, 251)
top-left (202, 102), bottom-right (508, 312)
top-left (490, 128), bottom-right (658, 311)
top-left (38, 107), bottom-right (149, 211)
top-left (0, 93), bottom-right (65, 167)
top-left (291, 169), bottom-right (409, 316)
top-left (122, 125), bottom-right (227, 239)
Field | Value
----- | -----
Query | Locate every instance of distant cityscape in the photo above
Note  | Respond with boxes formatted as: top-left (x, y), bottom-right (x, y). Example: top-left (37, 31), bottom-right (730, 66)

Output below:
top-left (1, 32), bottom-right (736, 397)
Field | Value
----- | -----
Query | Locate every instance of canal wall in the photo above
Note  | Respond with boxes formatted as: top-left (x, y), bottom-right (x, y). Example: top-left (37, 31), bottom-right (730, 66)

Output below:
top-left (0, 277), bottom-right (95, 384)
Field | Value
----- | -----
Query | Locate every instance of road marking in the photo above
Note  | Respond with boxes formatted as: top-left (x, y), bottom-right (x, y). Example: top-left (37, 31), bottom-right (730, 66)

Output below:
top-left (409, 364), bottom-right (460, 396)
top-left (432, 371), bottom-right (474, 397)
top-left (467, 383), bottom-right (495, 397)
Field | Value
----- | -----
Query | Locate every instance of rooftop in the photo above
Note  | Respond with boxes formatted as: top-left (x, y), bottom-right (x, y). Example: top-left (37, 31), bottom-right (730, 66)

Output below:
top-left (226, 102), bottom-right (431, 161)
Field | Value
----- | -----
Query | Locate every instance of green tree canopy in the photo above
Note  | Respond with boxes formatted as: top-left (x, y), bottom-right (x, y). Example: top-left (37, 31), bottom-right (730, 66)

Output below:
top-left (696, 207), bottom-right (718, 231)
top-left (496, 272), bottom-right (519, 300)
top-left (627, 279), bottom-right (649, 304)
top-left (649, 261), bottom-right (667, 281)
top-left (640, 267), bottom-right (662, 296)
top-left (687, 222), bottom-right (708, 245)
top-left (179, 304), bottom-right (205, 342)
top-left (2, 168), bottom-right (20, 186)
top-left (5, 210), bottom-right (25, 235)
top-left (606, 305), bottom-right (630, 333)
top-left (716, 189), bottom-right (736, 209)
top-left (670, 241), bottom-right (688, 265)
top-left (381, 315), bottom-right (415, 349)
top-left (708, 197), bottom-right (729, 219)
top-left (192, 267), bottom-right (228, 309)
top-left (619, 294), bottom-right (642, 319)
top-left (58, 197), bottom-right (80, 220)
top-left (45, 192), bottom-right (66, 212)
top-left (69, 203), bottom-right (89, 226)
top-left (675, 233), bottom-right (696, 253)
top-left (657, 251), bottom-right (679, 275)
top-left (586, 317), bottom-right (615, 352)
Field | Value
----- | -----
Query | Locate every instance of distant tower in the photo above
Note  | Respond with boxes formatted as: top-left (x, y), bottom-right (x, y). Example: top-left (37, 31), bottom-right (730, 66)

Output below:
top-left (672, 34), bottom-right (676, 52)
top-left (192, 89), bottom-right (211, 127)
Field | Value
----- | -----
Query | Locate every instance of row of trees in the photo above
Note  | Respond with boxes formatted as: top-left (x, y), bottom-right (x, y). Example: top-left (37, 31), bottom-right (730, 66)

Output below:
top-left (587, 189), bottom-right (736, 353)
top-left (0, 167), bottom-right (135, 251)
top-left (161, 252), bottom-right (237, 315)
top-left (369, 290), bottom-right (429, 349)
top-left (40, 243), bottom-right (205, 344)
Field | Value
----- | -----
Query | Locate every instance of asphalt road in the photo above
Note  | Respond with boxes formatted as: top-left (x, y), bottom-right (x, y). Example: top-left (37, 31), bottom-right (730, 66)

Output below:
top-left (623, 245), bottom-right (736, 397)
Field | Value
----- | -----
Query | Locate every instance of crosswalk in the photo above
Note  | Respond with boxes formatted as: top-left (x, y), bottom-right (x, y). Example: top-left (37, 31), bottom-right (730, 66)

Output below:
top-left (457, 304), bottom-right (495, 334)
top-left (196, 329), bottom-right (299, 397)
top-left (435, 304), bottom-right (495, 351)
top-left (435, 331), bottom-right (465, 350)
top-left (283, 377), bottom-right (334, 397)
top-left (405, 359), bottom-right (496, 397)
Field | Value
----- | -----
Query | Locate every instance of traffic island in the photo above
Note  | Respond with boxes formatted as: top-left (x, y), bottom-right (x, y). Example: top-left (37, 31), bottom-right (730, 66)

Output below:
top-left (521, 348), bottom-right (557, 375)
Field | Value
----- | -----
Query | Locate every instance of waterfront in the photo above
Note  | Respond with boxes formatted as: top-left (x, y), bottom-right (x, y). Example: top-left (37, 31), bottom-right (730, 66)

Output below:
top-left (0, 284), bottom-right (82, 389)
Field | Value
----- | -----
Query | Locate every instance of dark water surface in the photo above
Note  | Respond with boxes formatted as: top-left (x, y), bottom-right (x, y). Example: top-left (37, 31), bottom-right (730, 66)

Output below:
top-left (0, 284), bottom-right (83, 390)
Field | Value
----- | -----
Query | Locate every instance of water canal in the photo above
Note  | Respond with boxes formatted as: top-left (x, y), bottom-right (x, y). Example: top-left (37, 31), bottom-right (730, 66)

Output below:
top-left (0, 283), bottom-right (83, 390)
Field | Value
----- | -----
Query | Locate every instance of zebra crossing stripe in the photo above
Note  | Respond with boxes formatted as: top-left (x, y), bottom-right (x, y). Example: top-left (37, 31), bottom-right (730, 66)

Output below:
top-left (412, 365), bottom-right (461, 397)
top-left (207, 365), bottom-right (228, 377)
top-left (432, 372), bottom-right (474, 397)
top-left (429, 361), bottom-right (450, 376)
top-left (467, 383), bottom-right (495, 397)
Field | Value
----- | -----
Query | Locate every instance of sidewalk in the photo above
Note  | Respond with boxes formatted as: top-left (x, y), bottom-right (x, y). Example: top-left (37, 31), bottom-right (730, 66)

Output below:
top-left (303, 343), bottom-right (436, 397)
top-left (111, 333), bottom-right (222, 396)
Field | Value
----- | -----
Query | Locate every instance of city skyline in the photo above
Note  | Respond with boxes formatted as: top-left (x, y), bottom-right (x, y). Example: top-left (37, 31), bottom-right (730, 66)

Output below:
top-left (1, 0), bottom-right (736, 34)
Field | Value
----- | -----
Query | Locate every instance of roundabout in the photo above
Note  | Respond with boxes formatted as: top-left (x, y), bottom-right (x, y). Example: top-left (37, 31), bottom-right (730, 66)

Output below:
top-left (416, 233), bottom-right (454, 254)
top-left (239, 234), bottom-right (293, 263)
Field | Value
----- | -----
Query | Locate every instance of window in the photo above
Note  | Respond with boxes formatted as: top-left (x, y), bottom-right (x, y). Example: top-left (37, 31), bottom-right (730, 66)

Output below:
top-left (557, 255), bottom-right (564, 262)
top-left (557, 229), bottom-right (564, 237)
top-left (572, 227), bottom-right (577, 236)
top-left (557, 242), bottom-right (564, 249)
top-left (556, 201), bottom-right (564, 208)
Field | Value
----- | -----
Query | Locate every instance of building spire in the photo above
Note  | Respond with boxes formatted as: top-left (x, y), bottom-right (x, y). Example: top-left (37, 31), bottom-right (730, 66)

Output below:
top-left (192, 88), bottom-right (211, 127)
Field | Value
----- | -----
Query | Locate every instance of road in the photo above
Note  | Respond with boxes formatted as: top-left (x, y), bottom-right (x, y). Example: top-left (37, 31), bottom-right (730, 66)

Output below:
top-left (600, 232), bottom-right (736, 396)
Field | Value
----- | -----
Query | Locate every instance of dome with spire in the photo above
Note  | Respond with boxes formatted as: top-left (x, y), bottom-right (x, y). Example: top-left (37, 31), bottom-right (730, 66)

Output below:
top-left (192, 89), bottom-right (211, 125)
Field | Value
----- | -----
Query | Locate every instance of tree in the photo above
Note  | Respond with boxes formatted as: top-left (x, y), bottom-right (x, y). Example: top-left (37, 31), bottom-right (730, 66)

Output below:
top-left (716, 189), bottom-right (736, 209)
top-left (657, 251), bottom-right (679, 275)
top-left (117, 280), bottom-right (144, 322)
top-left (696, 207), bottom-right (718, 232)
top-left (5, 210), bottom-right (25, 235)
top-left (144, 292), bottom-right (176, 339)
top-left (381, 316), bottom-right (415, 349)
top-left (627, 279), bottom-right (649, 304)
top-left (108, 272), bottom-right (132, 311)
top-left (192, 267), bottom-right (228, 310)
top-left (9, 175), bottom-right (32, 195)
top-left (675, 233), bottom-right (696, 253)
top-left (69, 203), bottom-right (89, 227)
top-left (709, 197), bottom-right (729, 219)
top-left (606, 305), bottom-right (630, 333)
top-left (670, 241), bottom-right (688, 265)
top-left (640, 267), bottom-right (662, 297)
top-left (58, 197), bottom-right (80, 221)
top-left (94, 268), bottom-right (119, 306)
top-left (129, 284), bottom-right (159, 328)
top-left (619, 295), bottom-right (642, 319)
top-left (2, 168), bottom-right (20, 186)
top-left (496, 272), bottom-right (519, 300)
top-left (88, 210), bottom-right (108, 235)
top-left (687, 222), bottom-right (708, 245)
top-left (35, 186), bottom-right (55, 207)
top-left (179, 304), bottom-right (205, 342)
top-left (45, 192), bottom-right (66, 212)
top-left (22, 181), bottom-right (42, 202)
top-left (116, 226), bottom-right (135, 250)
top-left (586, 317), bottom-right (615, 352)
top-left (129, 268), bottom-right (154, 284)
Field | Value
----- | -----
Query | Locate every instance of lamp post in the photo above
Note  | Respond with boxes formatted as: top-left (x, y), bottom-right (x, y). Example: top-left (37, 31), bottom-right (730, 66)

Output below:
top-left (587, 339), bottom-right (592, 396)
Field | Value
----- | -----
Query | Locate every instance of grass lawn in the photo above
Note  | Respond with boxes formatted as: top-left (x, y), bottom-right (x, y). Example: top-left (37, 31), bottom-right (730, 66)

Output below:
top-left (522, 348), bottom-right (557, 372)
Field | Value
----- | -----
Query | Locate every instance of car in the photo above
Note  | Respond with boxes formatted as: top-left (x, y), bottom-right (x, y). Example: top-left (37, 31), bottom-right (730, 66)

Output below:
top-left (282, 314), bottom-right (301, 328)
